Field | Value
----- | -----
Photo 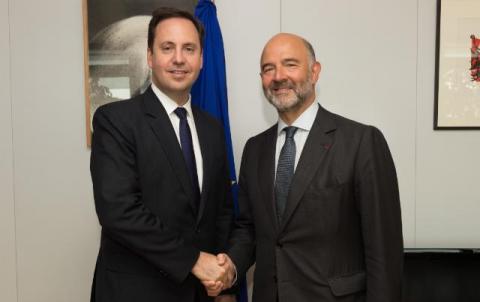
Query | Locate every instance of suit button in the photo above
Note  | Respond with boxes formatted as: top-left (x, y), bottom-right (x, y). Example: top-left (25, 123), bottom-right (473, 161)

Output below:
top-left (196, 229), bottom-right (201, 234)
top-left (277, 242), bottom-right (283, 248)
top-left (273, 276), bottom-right (278, 283)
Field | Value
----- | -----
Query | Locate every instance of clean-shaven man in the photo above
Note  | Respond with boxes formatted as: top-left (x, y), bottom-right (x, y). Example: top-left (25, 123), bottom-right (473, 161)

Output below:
top-left (90, 7), bottom-right (235, 302)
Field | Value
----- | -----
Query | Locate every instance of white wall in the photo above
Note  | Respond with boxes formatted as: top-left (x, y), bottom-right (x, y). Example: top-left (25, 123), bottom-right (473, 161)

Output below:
top-left (8, 0), bottom-right (99, 301)
top-left (0, 0), bottom-right (18, 301)
top-left (216, 0), bottom-right (281, 164)
top-left (2, 0), bottom-right (480, 302)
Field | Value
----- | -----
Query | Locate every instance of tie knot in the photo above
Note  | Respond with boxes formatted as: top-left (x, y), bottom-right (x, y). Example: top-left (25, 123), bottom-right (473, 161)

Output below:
top-left (283, 126), bottom-right (298, 139)
top-left (174, 107), bottom-right (188, 120)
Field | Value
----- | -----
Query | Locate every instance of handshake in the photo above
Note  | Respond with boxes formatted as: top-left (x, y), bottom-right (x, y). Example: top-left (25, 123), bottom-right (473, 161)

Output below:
top-left (191, 251), bottom-right (236, 296)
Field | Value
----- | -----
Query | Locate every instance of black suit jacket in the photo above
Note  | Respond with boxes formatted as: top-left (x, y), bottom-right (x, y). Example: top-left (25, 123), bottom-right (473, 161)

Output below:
top-left (90, 87), bottom-right (233, 302)
top-left (228, 105), bottom-right (403, 302)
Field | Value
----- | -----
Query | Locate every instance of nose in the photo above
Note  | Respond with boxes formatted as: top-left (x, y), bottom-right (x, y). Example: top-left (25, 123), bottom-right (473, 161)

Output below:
top-left (173, 48), bottom-right (185, 64)
top-left (273, 66), bottom-right (287, 82)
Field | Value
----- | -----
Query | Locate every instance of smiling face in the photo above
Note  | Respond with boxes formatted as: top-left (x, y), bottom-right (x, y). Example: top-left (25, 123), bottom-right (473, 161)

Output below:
top-left (260, 34), bottom-right (320, 114)
top-left (147, 17), bottom-right (203, 105)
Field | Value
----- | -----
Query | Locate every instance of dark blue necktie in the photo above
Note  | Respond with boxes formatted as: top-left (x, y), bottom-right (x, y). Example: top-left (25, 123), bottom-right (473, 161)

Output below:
top-left (275, 126), bottom-right (298, 222)
top-left (174, 107), bottom-right (200, 206)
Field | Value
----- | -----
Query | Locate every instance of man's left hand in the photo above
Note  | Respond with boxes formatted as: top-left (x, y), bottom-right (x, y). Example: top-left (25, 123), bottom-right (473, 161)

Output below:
top-left (216, 253), bottom-right (236, 288)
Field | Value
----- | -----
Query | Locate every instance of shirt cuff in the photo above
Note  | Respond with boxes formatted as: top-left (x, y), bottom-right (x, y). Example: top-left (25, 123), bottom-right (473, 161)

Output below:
top-left (231, 262), bottom-right (238, 285)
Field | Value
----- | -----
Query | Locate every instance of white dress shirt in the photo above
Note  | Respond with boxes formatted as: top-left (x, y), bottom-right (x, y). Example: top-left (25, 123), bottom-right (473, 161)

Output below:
top-left (151, 84), bottom-right (203, 191)
top-left (275, 101), bottom-right (319, 176)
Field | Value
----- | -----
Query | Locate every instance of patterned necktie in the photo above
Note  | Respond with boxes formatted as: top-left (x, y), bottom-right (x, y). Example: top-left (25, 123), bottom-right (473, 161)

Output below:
top-left (275, 126), bottom-right (298, 222)
top-left (174, 107), bottom-right (200, 207)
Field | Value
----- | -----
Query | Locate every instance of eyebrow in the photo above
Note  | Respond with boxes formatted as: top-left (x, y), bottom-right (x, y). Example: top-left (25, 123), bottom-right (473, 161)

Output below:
top-left (261, 58), bottom-right (301, 70)
top-left (261, 62), bottom-right (274, 70)
top-left (160, 41), bottom-right (199, 47)
top-left (282, 58), bottom-right (300, 64)
top-left (183, 42), bottom-right (198, 48)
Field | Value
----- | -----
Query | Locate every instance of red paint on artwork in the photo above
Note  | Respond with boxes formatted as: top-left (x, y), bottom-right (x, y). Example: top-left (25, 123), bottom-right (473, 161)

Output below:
top-left (471, 35), bottom-right (480, 82)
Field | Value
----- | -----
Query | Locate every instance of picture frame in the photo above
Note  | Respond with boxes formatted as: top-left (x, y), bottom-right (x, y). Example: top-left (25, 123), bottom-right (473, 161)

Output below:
top-left (434, 0), bottom-right (480, 129)
top-left (82, 0), bottom-right (196, 145)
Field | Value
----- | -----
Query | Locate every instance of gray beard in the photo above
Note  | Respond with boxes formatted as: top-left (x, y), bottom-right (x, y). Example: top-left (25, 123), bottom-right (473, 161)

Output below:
top-left (264, 79), bottom-right (314, 113)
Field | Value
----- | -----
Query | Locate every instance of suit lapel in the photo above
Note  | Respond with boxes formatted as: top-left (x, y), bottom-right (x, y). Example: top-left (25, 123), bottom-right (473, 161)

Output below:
top-left (141, 88), bottom-right (196, 213)
top-left (258, 125), bottom-right (280, 232)
top-left (279, 106), bottom-right (336, 232)
top-left (192, 107), bottom-right (211, 224)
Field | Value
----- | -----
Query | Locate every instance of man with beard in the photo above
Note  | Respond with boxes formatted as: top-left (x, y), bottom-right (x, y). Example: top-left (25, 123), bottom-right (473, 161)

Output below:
top-left (211, 33), bottom-right (404, 302)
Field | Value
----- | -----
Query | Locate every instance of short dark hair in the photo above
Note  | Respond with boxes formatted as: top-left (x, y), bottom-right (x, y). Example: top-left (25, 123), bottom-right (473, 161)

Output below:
top-left (148, 7), bottom-right (205, 51)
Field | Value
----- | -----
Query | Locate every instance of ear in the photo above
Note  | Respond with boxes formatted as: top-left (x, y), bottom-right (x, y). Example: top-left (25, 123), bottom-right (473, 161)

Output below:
top-left (311, 61), bottom-right (321, 83)
top-left (147, 48), bottom-right (153, 68)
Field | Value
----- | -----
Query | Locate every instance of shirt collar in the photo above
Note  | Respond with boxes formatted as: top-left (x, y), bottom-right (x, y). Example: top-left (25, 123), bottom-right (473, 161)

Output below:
top-left (277, 101), bottom-right (319, 136)
top-left (151, 83), bottom-right (193, 118)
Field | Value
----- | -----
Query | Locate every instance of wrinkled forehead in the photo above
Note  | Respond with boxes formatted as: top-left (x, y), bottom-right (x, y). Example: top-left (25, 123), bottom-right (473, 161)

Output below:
top-left (261, 36), bottom-right (309, 65)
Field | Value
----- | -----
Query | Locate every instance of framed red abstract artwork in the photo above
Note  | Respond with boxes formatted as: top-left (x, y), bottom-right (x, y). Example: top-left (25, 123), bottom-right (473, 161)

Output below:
top-left (434, 0), bottom-right (480, 129)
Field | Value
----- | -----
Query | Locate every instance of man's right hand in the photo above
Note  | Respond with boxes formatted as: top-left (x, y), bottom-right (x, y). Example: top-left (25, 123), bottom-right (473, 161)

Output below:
top-left (199, 253), bottom-right (236, 296)
top-left (192, 252), bottom-right (238, 296)
top-left (191, 251), bottom-right (227, 285)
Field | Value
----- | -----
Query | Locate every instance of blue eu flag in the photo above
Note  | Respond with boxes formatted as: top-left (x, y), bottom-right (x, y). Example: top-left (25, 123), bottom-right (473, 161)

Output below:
top-left (192, 1), bottom-right (248, 301)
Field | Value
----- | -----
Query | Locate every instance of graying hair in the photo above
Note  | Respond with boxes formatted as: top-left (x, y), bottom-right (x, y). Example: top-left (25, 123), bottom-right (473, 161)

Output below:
top-left (301, 38), bottom-right (316, 67)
